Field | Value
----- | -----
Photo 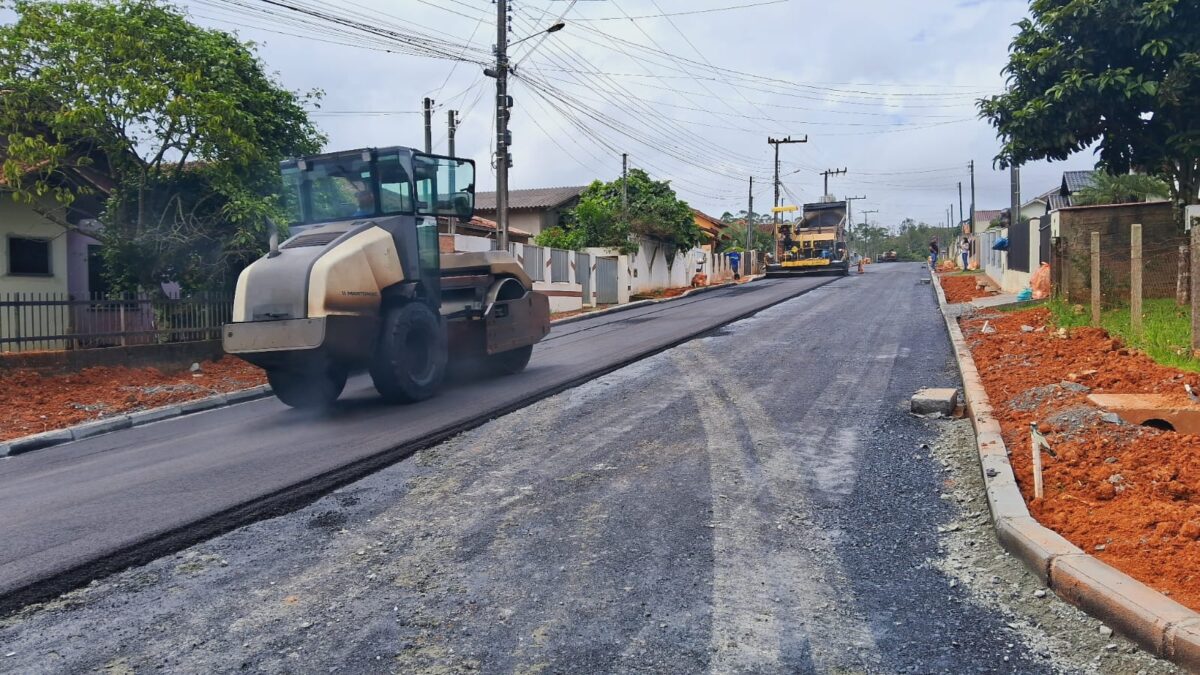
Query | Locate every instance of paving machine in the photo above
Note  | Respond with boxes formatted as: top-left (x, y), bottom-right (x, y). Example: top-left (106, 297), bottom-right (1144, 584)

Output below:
top-left (223, 146), bottom-right (550, 409)
top-left (766, 197), bottom-right (850, 277)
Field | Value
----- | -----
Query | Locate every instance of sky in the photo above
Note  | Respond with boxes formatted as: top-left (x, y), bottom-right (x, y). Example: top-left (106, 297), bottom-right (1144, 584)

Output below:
top-left (8, 0), bottom-right (1102, 231)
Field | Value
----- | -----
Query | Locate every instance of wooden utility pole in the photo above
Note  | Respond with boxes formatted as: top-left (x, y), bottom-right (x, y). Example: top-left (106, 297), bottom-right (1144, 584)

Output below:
top-left (1091, 231), bottom-right (1101, 327)
top-left (494, 0), bottom-right (511, 250)
top-left (1131, 223), bottom-right (1143, 337)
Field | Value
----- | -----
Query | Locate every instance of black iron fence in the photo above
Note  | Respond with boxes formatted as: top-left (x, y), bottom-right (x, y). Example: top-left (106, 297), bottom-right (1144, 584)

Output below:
top-left (0, 292), bottom-right (233, 353)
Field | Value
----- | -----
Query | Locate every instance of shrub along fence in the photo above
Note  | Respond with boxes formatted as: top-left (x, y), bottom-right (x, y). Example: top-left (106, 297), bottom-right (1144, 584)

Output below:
top-left (0, 292), bottom-right (232, 354)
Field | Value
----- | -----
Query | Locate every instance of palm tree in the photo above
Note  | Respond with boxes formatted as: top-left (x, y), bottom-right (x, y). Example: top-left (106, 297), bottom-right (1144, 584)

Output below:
top-left (1074, 173), bottom-right (1170, 206)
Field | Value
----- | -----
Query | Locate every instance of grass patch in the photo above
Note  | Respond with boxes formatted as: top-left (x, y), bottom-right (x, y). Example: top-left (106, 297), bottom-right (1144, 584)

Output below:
top-left (1047, 297), bottom-right (1200, 372)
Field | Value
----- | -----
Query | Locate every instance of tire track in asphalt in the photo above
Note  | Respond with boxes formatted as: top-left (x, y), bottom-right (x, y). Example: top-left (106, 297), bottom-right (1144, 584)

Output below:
top-left (673, 276), bottom-right (908, 673)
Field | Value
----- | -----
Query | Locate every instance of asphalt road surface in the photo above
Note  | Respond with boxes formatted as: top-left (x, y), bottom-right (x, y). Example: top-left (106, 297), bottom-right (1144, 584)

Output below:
top-left (0, 275), bottom-right (832, 612)
top-left (1, 263), bottom-right (1177, 673)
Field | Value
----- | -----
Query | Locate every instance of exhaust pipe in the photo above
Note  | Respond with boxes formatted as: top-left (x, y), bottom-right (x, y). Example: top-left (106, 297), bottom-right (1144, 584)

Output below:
top-left (267, 218), bottom-right (281, 258)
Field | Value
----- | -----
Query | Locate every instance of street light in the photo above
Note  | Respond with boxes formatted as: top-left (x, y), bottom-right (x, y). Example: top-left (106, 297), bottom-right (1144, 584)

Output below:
top-left (509, 21), bottom-right (565, 47)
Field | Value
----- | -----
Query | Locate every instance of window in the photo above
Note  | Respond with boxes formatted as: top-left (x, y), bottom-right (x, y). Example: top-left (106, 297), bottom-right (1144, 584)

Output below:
top-left (280, 153), bottom-right (373, 224)
top-left (87, 245), bottom-right (110, 297)
top-left (413, 154), bottom-right (475, 218)
top-left (377, 152), bottom-right (414, 214)
top-left (8, 236), bottom-right (51, 276)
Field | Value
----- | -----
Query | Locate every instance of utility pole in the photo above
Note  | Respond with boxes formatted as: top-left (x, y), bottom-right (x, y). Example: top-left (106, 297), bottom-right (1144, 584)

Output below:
top-left (968, 160), bottom-right (976, 234)
top-left (820, 167), bottom-right (847, 197)
top-left (1010, 164), bottom-right (1021, 230)
top-left (494, 0), bottom-right (511, 251)
top-left (747, 176), bottom-right (754, 252)
top-left (622, 153), bottom-right (629, 231)
top-left (447, 109), bottom-right (458, 234)
top-left (768, 135), bottom-right (807, 253)
top-left (423, 97), bottom-right (434, 153)
top-left (845, 195), bottom-right (866, 236)
top-left (862, 210), bottom-right (879, 259)
top-left (958, 182), bottom-right (964, 230)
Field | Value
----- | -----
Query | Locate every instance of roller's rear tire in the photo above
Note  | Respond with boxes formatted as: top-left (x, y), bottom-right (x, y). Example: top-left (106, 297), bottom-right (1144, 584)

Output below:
top-left (487, 344), bottom-right (533, 375)
top-left (268, 367), bottom-right (346, 410)
top-left (370, 302), bottom-right (447, 403)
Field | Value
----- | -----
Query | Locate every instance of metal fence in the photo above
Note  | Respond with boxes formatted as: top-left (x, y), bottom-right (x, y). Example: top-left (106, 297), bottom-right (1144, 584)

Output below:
top-left (576, 251), bottom-right (592, 302)
top-left (550, 248), bottom-right (570, 283)
top-left (0, 292), bottom-right (233, 353)
top-left (523, 245), bottom-right (545, 282)
top-left (596, 256), bottom-right (619, 304)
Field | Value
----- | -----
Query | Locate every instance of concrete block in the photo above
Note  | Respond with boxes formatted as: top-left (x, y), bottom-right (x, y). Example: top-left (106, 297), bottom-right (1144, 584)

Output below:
top-left (180, 394), bottom-right (227, 414)
top-left (985, 476), bottom-right (1030, 522)
top-left (911, 388), bottom-right (959, 416)
top-left (128, 405), bottom-right (183, 426)
top-left (0, 443), bottom-right (11, 458)
top-left (995, 515), bottom-right (1083, 585)
top-left (7, 428), bottom-right (74, 455)
top-left (1165, 618), bottom-right (1200, 671)
top-left (1050, 554), bottom-right (1199, 656)
top-left (71, 415), bottom-right (132, 441)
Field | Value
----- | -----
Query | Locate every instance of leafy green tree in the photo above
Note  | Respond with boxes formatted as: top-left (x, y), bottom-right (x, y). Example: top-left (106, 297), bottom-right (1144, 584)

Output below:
top-left (1074, 172), bottom-right (1171, 205)
top-left (0, 0), bottom-right (325, 292)
top-left (978, 0), bottom-right (1200, 219)
top-left (542, 169), bottom-right (700, 252)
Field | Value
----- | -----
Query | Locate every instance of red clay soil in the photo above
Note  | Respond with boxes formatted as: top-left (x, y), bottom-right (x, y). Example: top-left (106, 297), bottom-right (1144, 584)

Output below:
top-left (940, 274), bottom-right (995, 304)
top-left (0, 357), bottom-right (266, 442)
top-left (961, 307), bottom-right (1200, 610)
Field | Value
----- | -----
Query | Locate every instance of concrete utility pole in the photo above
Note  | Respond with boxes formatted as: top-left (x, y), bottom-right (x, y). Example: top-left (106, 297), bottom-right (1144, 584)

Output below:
top-left (622, 153), bottom-right (629, 230)
top-left (821, 168), bottom-right (847, 197)
top-left (423, 97), bottom-right (434, 153)
top-left (958, 182), bottom-right (964, 229)
top-left (494, 0), bottom-right (511, 251)
top-left (844, 195), bottom-right (866, 236)
top-left (768, 135), bottom-right (807, 251)
top-left (747, 176), bottom-right (754, 252)
top-left (862, 209), bottom-right (879, 258)
top-left (1010, 164), bottom-right (1021, 229)
top-left (447, 109), bottom-right (458, 234)
top-left (968, 160), bottom-right (976, 234)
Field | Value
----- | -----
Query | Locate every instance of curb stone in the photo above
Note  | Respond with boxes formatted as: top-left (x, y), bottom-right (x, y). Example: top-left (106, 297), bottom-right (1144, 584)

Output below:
top-left (0, 385), bottom-right (274, 459)
top-left (930, 273), bottom-right (1200, 670)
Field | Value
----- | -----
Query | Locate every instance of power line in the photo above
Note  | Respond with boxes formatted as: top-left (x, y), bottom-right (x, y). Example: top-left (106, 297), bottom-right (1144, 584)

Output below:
top-left (570, 0), bottom-right (789, 21)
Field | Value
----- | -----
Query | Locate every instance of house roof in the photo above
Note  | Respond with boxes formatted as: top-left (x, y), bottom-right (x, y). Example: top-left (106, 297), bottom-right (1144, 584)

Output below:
top-left (1047, 194), bottom-right (1071, 210)
top-left (457, 215), bottom-right (532, 238)
top-left (692, 209), bottom-right (723, 238)
top-left (1062, 170), bottom-right (1097, 194)
top-left (474, 186), bottom-right (587, 212)
top-left (973, 209), bottom-right (1005, 224)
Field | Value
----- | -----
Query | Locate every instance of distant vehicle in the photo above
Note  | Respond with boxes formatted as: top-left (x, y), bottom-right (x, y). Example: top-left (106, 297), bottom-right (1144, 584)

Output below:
top-left (879, 250), bottom-right (899, 263)
top-left (765, 197), bottom-right (849, 277)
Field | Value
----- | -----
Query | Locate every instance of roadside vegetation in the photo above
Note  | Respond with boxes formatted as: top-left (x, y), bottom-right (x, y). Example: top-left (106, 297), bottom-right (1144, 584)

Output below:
top-left (1048, 298), bottom-right (1200, 373)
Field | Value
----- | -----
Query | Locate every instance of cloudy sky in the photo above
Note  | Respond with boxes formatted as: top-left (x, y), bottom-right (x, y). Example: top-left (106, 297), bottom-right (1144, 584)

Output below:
top-left (16, 0), bottom-right (1102, 229)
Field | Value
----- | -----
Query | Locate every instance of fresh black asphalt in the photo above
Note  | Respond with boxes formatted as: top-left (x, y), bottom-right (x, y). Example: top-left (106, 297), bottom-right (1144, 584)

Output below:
top-left (0, 275), bottom-right (831, 613)
top-left (0, 264), bottom-right (1178, 673)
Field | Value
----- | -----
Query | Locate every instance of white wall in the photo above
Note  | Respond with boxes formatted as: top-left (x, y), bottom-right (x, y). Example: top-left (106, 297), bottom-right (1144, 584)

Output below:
top-left (0, 195), bottom-right (70, 296)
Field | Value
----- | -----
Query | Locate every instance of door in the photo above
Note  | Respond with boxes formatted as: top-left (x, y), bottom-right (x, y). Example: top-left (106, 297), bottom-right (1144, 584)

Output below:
top-left (596, 256), bottom-right (618, 305)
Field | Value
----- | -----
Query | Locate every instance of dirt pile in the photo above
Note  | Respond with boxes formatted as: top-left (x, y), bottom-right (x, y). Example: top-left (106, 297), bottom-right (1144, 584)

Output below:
top-left (1, 357), bottom-right (266, 442)
top-left (962, 306), bottom-right (1200, 610)
top-left (941, 274), bottom-right (995, 304)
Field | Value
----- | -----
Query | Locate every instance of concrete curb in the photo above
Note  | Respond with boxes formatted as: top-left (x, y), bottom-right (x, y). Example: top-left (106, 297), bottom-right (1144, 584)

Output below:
top-left (0, 384), bottom-right (274, 459)
top-left (930, 273), bottom-right (1200, 670)
top-left (550, 278), bottom-right (759, 326)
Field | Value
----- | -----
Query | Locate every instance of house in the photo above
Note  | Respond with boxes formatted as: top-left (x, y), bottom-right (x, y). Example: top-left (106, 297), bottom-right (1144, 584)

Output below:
top-left (970, 209), bottom-right (1006, 233)
top-left (1059, 170), bottom-right (1097, 205)
top-left (692, 209), bottom-right (723, 251)
top-left (0, 141), bottom-right (114, 299)
top-left (473, 186), bottom-right (586, 237)
top-left (438, 215), bottom-right (532, 249)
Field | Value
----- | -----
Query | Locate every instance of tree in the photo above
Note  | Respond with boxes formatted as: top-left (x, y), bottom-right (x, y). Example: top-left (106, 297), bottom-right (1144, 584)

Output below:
top-left (1074, 172), bottom-right (1171, 205)
top-left (978, 0), bottom-right (1200, 220)
top-left (0, 0), bottom-right (325, 292)
top-left (537, 169), bottom-right (700, 252)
